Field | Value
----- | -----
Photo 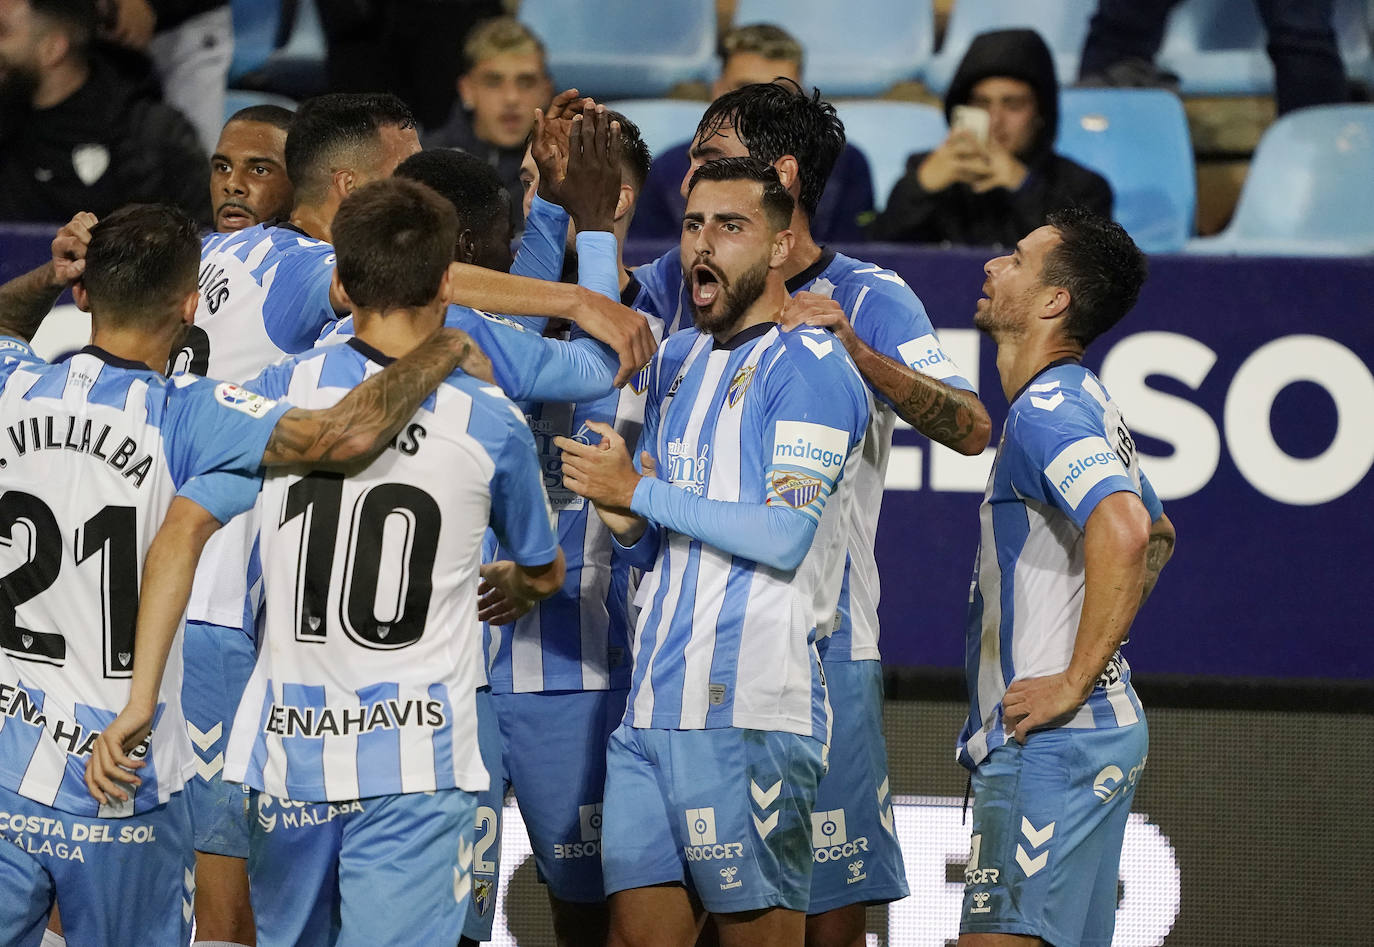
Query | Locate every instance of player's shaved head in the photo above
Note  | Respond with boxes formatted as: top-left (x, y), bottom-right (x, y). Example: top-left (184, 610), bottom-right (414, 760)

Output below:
top-left (285, 93), bottom-right (417, 205)
top-left (332, 178), bottom-right (457, 310)
top-left (82, 204), bottom-right (200, 329)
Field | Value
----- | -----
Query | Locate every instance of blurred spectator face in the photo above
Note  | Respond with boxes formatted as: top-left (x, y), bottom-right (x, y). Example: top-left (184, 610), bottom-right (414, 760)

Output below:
top-left (968, 77), bottom-right (1040, 156)
top-left (459, 50), bottom-right (551, 149)
top-left (0, 0), bottom-right (45, 106)
top-left (711, 52), bottom-right (801, 99)
top-left (211, 119), bottom-right (293, 232)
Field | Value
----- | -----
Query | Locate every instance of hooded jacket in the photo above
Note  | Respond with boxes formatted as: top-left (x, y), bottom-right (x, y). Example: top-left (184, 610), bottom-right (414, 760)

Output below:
top-left (868, 29), bottom-right (1112, 247)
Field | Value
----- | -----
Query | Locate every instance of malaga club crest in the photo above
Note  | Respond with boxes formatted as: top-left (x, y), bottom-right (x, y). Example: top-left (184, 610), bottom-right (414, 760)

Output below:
top-left (473, 878), bottom-right (493, 915)
top-left (770, 471), bottom-right (821, 508)
top-left (726, 365), bottom-right (756, 407)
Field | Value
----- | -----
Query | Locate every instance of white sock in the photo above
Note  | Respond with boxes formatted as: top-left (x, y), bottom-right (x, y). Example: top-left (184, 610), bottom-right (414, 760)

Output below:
top-left (40, 932), bottom-right (65, 947)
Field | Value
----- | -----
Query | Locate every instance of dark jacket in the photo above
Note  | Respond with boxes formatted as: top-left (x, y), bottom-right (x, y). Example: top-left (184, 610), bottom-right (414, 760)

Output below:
top-left (868, 29), bottom-right (1112, 246)
top-left (0, 51), bottom-right (208, 225)
top-left (424, 107), bottom-right (527, 236)
top-left (628, 139), bottom-right (875, 244)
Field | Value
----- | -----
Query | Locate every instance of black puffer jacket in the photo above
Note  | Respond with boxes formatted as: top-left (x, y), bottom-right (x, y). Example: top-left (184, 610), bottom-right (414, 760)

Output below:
top-left (869, 29), bottom-right (1112, 247)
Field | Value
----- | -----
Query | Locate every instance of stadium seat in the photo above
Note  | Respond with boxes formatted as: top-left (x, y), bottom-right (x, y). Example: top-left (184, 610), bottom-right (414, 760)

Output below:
top-left (603, 99), bottom-right (708, 162)
top-left (518, 0), bottom-right (716, 99)
top-left (731, 0), bottom-right (933, 96)
top-left (228, 0), bottom-right (282, 84)
top-left (1159, 0), bottom-right (1373, 96)
top-left (833, 101), bottom-right (947, 212)
top-left (222, 90), bottom-right (299, 125)
top-left (1056, 89), bottom-right (1195, 253)
top-left (250, 0), bottom-right (328, 98)
top-left (921, 0), bottom-right (1095, 95)
top-left (1187, 104), bottom-right (1374, 255)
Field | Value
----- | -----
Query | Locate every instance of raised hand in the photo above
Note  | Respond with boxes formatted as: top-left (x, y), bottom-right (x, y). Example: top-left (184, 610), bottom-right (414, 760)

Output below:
top-left (561, 106), bottom-right (624, 233)
top-left (532, 89), bottom-right (597, 206)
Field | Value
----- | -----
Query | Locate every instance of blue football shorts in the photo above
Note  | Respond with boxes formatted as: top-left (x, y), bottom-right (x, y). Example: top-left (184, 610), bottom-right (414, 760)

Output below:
top-left (181, 620), bottom-right (256, 857)
top-left (461, 686), bottom-right (508, 942)
top-left (492, 687), bottom-right (627, 903)
top-left (960, 720), bottom-right (1149, 947)
top-left (248, 788), bottom-right (477, 947)
top-left (601, 724), bottom-right (825, 914)
top-left (808, 659), bottom-right (909, 913)
top-left (0, 784), bottom-right (194, 947)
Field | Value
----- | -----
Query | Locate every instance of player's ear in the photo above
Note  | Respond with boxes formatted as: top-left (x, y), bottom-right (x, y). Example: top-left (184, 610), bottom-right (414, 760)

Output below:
top-left (456, 229), bottom-right (478, 266)
top-left (331, 168), bottom-right (355, 200)
top-left (772, 155), bottom-right (801, 198)
top-left (1041, 286), bottom-right (1071, 321)
top-left (770, 228), bottom-right (794, 269)
top-left (614, 183), bottom-right (634, 223)
top-left (71, 281), bottom-right (90, 313)
top-left (179, 289), bottom-right (198, 326)
top-left (439, 262), bottom-right (460, 304)
top-left (329, 270), bottom-right (354, 313)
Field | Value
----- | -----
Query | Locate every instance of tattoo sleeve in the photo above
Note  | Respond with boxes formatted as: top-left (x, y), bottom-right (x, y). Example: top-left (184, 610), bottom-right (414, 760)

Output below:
top-left (851, 341), bottom-right (992, 455)
top-left (0, 263), bottom-right (63, 343)
top-left (1139, 524), bottom-right (1176, 608)
top-left (261, 328), bottom-right (474, 467)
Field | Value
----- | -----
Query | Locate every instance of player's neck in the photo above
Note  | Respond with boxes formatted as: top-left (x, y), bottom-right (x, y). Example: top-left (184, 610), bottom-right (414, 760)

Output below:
top-left (88, 326), bottom-right (177, 375)
top-left (780, 210), bottom-right (823, 283)
top-left (351, 303), bottom-right (448, 360)
top-left (289, 202), bottom-right (335, 243)
top-left (714, 281), bottom-right (787, 344)
top-left (996, 334), bottom-right (1083, 401)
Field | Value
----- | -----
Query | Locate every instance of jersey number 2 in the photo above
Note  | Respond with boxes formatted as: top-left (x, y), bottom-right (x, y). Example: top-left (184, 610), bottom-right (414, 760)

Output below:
top-left (281, 473), bottom-right (442, 650)
top-left (0, 492), bottom-right (138, 676)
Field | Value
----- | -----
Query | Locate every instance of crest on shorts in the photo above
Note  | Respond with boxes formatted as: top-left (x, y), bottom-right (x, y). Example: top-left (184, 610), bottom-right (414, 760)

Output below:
top-left (473, 878), bottom-right (493, 915)
top-left (770, 471), bottom-right (821, 508)
top-left (726, 365), bottom-right (755, 407)
top-left (71, 144), bottom-right (110, 186)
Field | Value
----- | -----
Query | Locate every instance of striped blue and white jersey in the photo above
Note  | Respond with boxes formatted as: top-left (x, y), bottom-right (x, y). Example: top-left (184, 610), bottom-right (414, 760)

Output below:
top-left (488, 275), bottom-right (665, 694)
top-left (959, 362), bottom-right (1158, 770)
top-left (0, 341), bottom-right (288, 816)
top-left (635, 249), bottom-right (975, 663)
top-left (625, 322), bottom-right (869, 741)
top-left (223, 339), bottom-right (558, 802)
top-left (187, 222), bottom-right (339, 631)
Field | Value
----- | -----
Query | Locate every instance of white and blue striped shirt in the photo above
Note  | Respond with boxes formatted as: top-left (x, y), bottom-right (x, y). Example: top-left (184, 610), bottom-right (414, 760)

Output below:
top-left (959, 362), bottom-right (1160, 769)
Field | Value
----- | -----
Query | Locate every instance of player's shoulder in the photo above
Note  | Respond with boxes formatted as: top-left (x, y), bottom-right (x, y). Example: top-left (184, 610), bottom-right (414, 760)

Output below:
top-left (767, 327), bottom-right (865, 399)
top-left (443, 372), bottom-right (530, 442)
top-left (1008, 364), bottom-right (1110, 439)
top-left (814, 251), bottom-right (923, 309)
top-left (0, 337), bottom-right (44, 377)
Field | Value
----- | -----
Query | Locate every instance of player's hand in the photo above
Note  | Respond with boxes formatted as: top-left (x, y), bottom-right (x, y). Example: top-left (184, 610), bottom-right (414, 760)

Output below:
top-left (780, 292), bottom-right (857, 349)
top-left (440, 323), bottom-right (495, 383)
top-left (478, 562), bottom-right (536, 625)
top-left (1002, 672), bottom-right (1088, 743)
top-left (971, 144), bottom-right (1028, 194)
top-left (532, 90), bottom-right (595, 205)
top-left (84, 702), bottom-right (152, 805)
top-left (556, 420), bottom-right (640, 509)
top-left (915, 130), bottom-right (990, 192)
top-left (561, 106), bottom-right (623, 233)
top-left (567, 289), bottom-right (656, 387)
top-left (51, 211), bottom-right (96, 287)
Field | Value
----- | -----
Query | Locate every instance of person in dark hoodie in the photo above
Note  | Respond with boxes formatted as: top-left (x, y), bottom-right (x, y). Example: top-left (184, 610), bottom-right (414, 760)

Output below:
top-left (0, 0), bottom-right (207, 224)
top-left (869, 29), bottom-right (1112, 247)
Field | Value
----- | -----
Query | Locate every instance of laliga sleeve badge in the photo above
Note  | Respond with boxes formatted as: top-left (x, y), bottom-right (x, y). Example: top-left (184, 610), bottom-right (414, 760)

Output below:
top-left (214, 382), bottom-right (277, 419)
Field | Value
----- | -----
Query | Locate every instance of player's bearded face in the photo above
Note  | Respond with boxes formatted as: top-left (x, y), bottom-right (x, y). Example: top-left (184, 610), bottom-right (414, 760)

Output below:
top-left (688, 252), bottom-right (770, 336)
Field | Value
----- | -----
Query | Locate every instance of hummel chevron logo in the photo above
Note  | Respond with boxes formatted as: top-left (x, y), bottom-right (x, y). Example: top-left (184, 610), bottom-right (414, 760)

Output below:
top-left (752, 811), bottom-right (779, 839)
top-left (1020, 817), bottom-right (1055, 848)
top-left (454, 867), bottom-right (471, 903)
top-left (750, 779), bottom-right (781, 810)
top-left (458, 838), bottom-right (474, 872)
top-left (1016, 845), bottom-right (1049, 877)
top-left (187, 721), bottom-right (221, 751)
top-left (877, 778), bottom-right (896, 834)
top-left (194, 753), bottom-right (224, 781)
top-left (801, 335), bottom-right (833, 359)
top-left (1030, 392), bottom-right (1065, 411)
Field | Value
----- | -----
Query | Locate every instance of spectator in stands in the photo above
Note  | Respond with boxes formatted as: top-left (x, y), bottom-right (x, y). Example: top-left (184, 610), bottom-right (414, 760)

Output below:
top-left (0, 0), bottom-right (207, 224)
top-left (425, 16), bottom-right (553, 236)
top-left (210, 103), bottom-right (293, 232)
top-left (1078, 0), bottom-right (1347, 116)
top-left (869, 29), bottom-right (1112, 248)
top-left (628, 22), bottom-right (875, 243)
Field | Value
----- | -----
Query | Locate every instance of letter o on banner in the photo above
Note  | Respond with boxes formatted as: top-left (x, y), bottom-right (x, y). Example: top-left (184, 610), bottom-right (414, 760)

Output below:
top-left (1224, 335), bottom-right (1374, 505)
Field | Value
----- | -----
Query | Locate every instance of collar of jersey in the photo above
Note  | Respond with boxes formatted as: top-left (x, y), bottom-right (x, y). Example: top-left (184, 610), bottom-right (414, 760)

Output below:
top-left (1012, 356), bottom-right (1083, 403)
top-left (73, 344), bottom-right (155, 372)
top-left (621, 271), bottom-right (641, 306)
top-left (784, 247), bottom-right (837, 294)
top-left (346, 337), bottom-right (395, 367)
top-left (713, 321), bottom-right (775, 351)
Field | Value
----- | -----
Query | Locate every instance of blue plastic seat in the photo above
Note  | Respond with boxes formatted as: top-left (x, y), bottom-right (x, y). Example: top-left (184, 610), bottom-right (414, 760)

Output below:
top-left (1159, 0), bottom-right (1372, 96)
top-left (1188, 105), bottom-right (1374, 256)
top-left (519, 0), bottom-right (716, 99)
top-left (602, 99), bottom-right (708, 162)
top-left (731, 0), bottom-right (933, 96)
top-left (222, 89), bottom-right (299, 125)
top-left (833, 101), bottom-right (947, 212)
top-left (228, 0), bottom-right (282, 83)
top-left (922, 0), bottom-right (1096, 95)
top-left (250, 0), bottom-right (328, 98)
top-left (1055, 88), bottom-right (1196, 252)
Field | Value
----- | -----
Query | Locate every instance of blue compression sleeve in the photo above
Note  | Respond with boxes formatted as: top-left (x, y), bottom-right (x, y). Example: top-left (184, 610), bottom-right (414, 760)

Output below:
top-left (612, 519), bottom-right (661, 571)
top-left (630, 476), bottom-right (817, 571)
top-left (525, 334), bottom-right (618, 402)
top-left (575, 230), bottom-right (620, 301)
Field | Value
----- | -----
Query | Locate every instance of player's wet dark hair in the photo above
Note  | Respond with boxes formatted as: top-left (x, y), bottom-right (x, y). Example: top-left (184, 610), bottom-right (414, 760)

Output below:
top-left (285, 93), bottom-right (415, 202)
top-left (603, 110), bottom-right (653, 190)
top-left (693, 79), bottom-right (844, 218)
top-left (226, 104), bottom-right (294, 133)
top-left (395, 149), bottom-right (508, 248)
top-left (83, 204), bottom-right (200, 326)
top-left (1042, 207), bottom-right (1149, 347)
top-left (332, 178), bottom-right (457, 310)
top-left (687, 156), bottom-right (795, 232)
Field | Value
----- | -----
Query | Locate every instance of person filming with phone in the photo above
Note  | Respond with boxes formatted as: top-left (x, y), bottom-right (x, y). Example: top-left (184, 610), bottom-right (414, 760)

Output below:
top-left (869, 29), bottom-right (1112, 247)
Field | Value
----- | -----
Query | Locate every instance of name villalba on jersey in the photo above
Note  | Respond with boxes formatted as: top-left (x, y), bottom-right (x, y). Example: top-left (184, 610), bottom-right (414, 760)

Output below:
top-left (4, 414), bottom-right (157, 487)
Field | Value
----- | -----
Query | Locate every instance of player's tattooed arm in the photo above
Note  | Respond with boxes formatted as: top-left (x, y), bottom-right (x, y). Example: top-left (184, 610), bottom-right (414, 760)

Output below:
top-left (261, 327), bottom-right (482, 467)
top-left (0, 212), bottom-right (96, 342)
top-left (780, 292), bottom-right (991, 454)
top-left (1139, 512), bottom-right (1176, 608)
